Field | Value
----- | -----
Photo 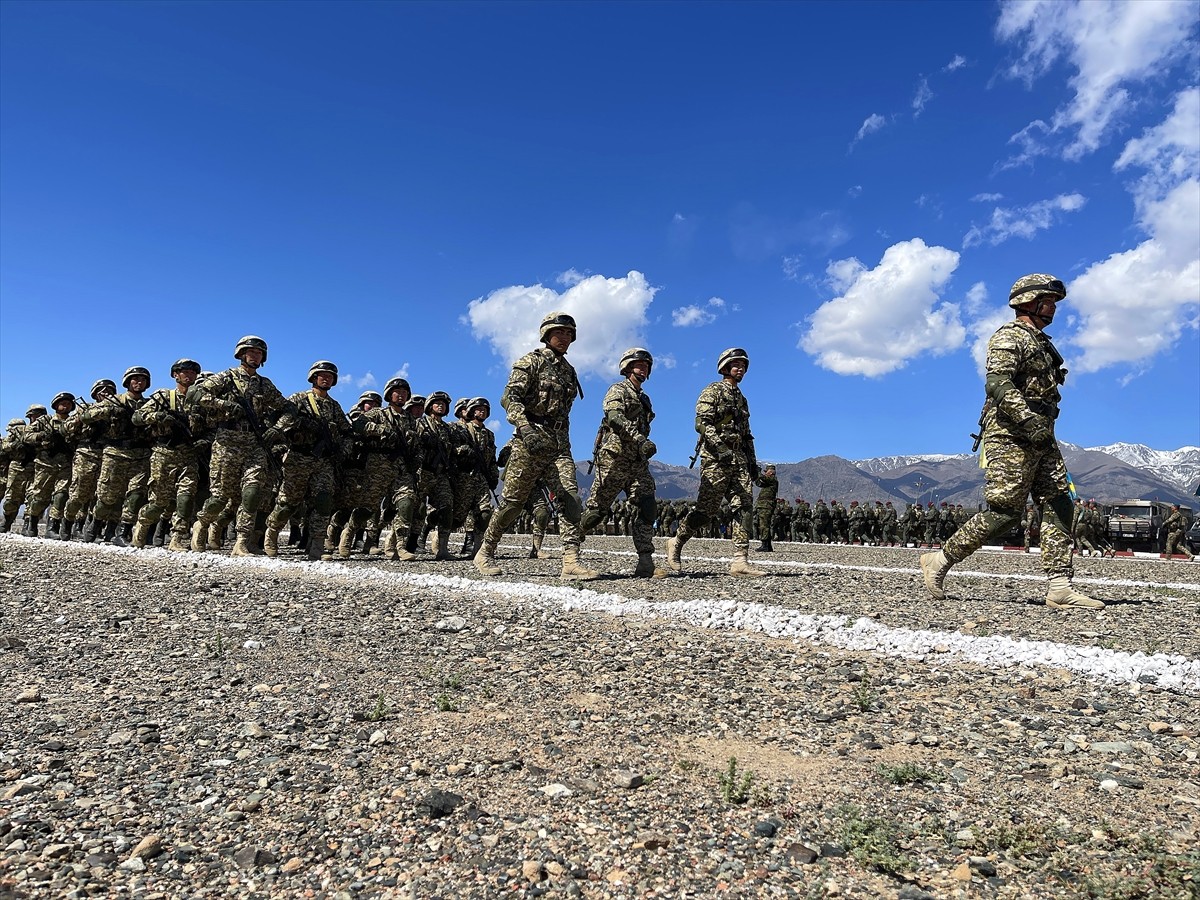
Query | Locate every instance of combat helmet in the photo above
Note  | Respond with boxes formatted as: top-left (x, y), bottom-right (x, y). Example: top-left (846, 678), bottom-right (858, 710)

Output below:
top-left (7, 418), bottom-right (23, 430)
top-left (234, 335), bottom-right (268, 364)
top-left (619, 347), bottom-right (653, 377)
top-left (467, 396), bottom-right (490, 416)
top-left (717, 347), bottom-right (749, 375)
top-left (170, 358), bottom-right (201, 376)
top-left (539, 311), bottom-right (577, 344)
top-left (307, 360), bottom-right (339, 385)
top-left (90, 379), bottom-right (116, 400)
top-left (383, 377), bottom-right (411, 404)
top-left (357, 391), bottom-right (382, 408)
top-left (404, 394), bottom-right (426, 411)
top-left (453, 397), bottom-right (471, 419)
top-left (122, 366), bottom-right (151, 389)
top-left (426, 390), bottom-right (452, 412)
top-left (1009, 274), bottom-right (1066, 308)
top-left (26, 404), bottom-right (47, 419)
top-left (51, 392), bottom-right (76, 411)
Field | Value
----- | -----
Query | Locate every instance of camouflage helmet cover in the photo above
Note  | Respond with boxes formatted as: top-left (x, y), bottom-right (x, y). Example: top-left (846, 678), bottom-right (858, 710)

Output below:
top-left (357, 390), bottom-right (383, 407)
top-left (453, 397), bottom-right (471, 418)
top-left (1008, 274), bottom-right (1066, 309)
top-left (467, 396), bottom-right (490, 415)
top-left (234, 335), bottom-right (268, 363)
top-left (26, 404), bottom-right (48, 418)
top-left (51, 392), bottom-right (76, 410)
top-left (7, 418), bottom-right (24, 429)
top-left (426, 390), bottom-right (452, 410)
top-left (383, 377), bottom-right (411, 403)
top-left (404, 394), bottom-right (427, 411)
top-left (717, 347), bottom-right (750, 375)
top-left (170, 358), bottom-right (202, 376)
top-left (122, 366), bottom-right (151, 388)
top-left (90, 378), bottom-right (117, 399)
top-left (307, 360), bottom-right (339, 385)
top-left (619, 347), bottom-right (653, 376)
top-left (539, 311), bottom-right (577, 343)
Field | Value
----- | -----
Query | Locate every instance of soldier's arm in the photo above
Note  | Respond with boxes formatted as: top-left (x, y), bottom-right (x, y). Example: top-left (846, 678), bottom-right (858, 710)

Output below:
top-left (503, 357), bottom-right (536, 433)
top-left (984, 332), bottom-right (1041, 430)
top-left (694, 386), bottom-right (732, 456)
top-left (602, 384), bottom-right (644, 448)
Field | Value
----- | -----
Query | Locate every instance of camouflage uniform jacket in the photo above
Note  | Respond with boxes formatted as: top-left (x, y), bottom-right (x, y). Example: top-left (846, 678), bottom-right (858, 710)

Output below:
top-left (194, 367), bottom-right (286, 436)
top-left (597, 379), bottom-right (653, 457)
top-left (754, 473), bottom-right (778, 509)
top-left (367, 406), bottom-right (420, 473)
top-left (984, 320), bottom-right (1067, 440)
top-left (276, 390), bottom-right (353, 459)
top-left (133, 388), bottom-right (200, 449)
top-left (1164, 509), bottom-right (1188, 538)
top-left (466, 421), bottom-right (500, 489)
top-left (415, 416), bottom-right (457, 475)
top-left (82, 392), bottom-right (152, 450)
top-left (23, 413), bottom-right (73, 461)
top-left (503, 347), bottom-right (582, 445)
top-left (695, 381), bottom-right (755, 461)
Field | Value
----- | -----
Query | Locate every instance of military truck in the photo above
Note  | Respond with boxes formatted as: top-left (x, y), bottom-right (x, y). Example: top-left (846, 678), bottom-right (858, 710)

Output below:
top-left (1106, 500), bottom-right (1189, 552)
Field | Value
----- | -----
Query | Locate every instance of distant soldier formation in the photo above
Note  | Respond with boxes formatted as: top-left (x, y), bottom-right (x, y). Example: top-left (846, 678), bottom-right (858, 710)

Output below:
top-left (3, 282), bottom-right (1195, 602)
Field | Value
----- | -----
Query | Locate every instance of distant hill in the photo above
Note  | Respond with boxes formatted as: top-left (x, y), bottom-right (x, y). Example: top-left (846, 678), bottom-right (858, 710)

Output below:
top-left (1084, 443), bottom-right (1200, 494)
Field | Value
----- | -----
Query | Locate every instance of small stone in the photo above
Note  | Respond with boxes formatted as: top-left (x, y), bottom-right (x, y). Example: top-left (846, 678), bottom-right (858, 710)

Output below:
top-left (417, 789), bottom-right (463, 819)
top-left (968, 857), bottom-right (997, 877)
top-left (612, 770), bottom-right (644, 789)
top-left (951, 862), bottom-right (972, 881)
top-left (1091, 742), bottom-right (1134, 754)
top-left (753, 820), bottom-right (778, 838)
top-left (233, 847), bottom-right (276, 869)
top-left (1147, 722), bottom-right (1171, 734)
top-left (434, 616), bottom-right (468, 633)
top-left (368, 730), bottom-right (387, 746)
top-left (898, 887), bottom-right (936, 900)
top-left (0, 635), bottom-right (28, 650)
top-left (15, 687), bottom-right (42, 703)
top-left (819, 843), bottom-right (847, 858)
top-left (106, 730), bottom-right (134, 747)
top-left (1099, 778), bottom-right (1120, 792)
top-left (118, 857), bottom-right (146, 873)
top-left (634, 833), bottom-right (671, 850)
top-left (281, 857), bottom-right (303, 874)
top-left (129, 834), bottom-right (163, 860)
top-left (42, 843), bottom-right (73, 859)
top-left (954, 829), bottom-right (976, 846)
top-left (242, 640), bottom-right (263, 650)
top-left (786, 843), bottom-right (819, 864)
top-left (522, 860), bottom-right (545, 882)
top-left (540, 783), bottom-right (573, 798)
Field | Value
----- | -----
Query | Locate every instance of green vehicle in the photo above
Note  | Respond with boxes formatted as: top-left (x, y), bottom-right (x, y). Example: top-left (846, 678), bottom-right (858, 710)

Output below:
top-left (1106, 500), bottom-right (1190, 552)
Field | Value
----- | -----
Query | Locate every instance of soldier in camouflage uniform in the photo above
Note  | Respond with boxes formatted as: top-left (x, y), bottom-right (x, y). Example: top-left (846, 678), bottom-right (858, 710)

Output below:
top-left (666, 348), bottom-right (765, 577)
top-left (1021, 503), bottom-right (1041, 552)
top-left (129, 359), bottom-right (202, 550)
top-left (1088, 500), bottom-right (1116, 557)
top-left (1162, 503), bottom-right (1195, 561)
top-left (1072, 499), bottom-right (1098, 556)
top-left (414, 390), bottom-right (464, 560)
top-left (578, 348), bottom-right (666, 578)
top-left (62, 379), bottom-right (116, 539)
top-left (84, 367), bottom-right (153, 546)
top-left (192, 336), bottom-right (287, 557)
top-left (881, 501), bottom-right (898, 545)
top-left (1, 411), bottom-right (40, 532)
top-left (475, 312), bottom-right (596, 579)
top-left (922, 274), bottom-right (1104, 609)
top-left (459, 397), bottom-right (499, 558)
top-left (264, 361), bottom-right (355, 560)
top-left (847, 500), bottom-right (866, 544)
top-left (753, 464), bottom-right (778, 552)
top-left (21, 396), bottom-right (76, 537)
top-left (361, 380), bottom-right (419, 561)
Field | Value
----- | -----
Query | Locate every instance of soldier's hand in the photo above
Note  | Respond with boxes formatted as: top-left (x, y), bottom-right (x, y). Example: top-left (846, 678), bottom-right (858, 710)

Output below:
top-left (749, 462), bottom-right (761, 481)
top-left (521, 426), bottom-right (553, 456)
top-left (640, 438), bottom-right (657, 460)
top-left (217, 399), bottom-right (244, 421)
top-left (1022, 414), bottom-right (1053, 445)
top-left (716, 444), bottom-right (734, 465)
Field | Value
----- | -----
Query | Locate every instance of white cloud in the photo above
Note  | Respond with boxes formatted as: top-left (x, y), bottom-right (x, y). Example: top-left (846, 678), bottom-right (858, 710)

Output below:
top-left (847, 185), bottom-right (863, 198)
top-left (850, 113), bottom-right (888, 149)
top-left (912, 77), bottom-right (933, 116)
top-left (656, 353), bottom-right (677, 370)
top-left (391, 364), bottom-right (410, 381)
top-left (944, 54), bottom-right (967, 72)
top-left (465, 271), bottom-right (658, 380)
top-left (782, 255), bottom-right (804, 281)
top-left (1066, 87), bottom-right (1200, 374)
top-left (356, 372), bottom-right (377, 389)
top-left (671, 298), bottom-right (724, 328)
top-left (799, 238), bottom-right (966, 377)
top-left (968, 306), bottom-right (1012, 378)
top-left (996, 0), bottom-right (1197, 161)
top-left (971, 192), bottom-right (1004, 202)
top-left (333, 371), bottom-right (376, 395)
top-left (557, 268), bottom-right (587, 287)
top-left (964, 281), bottom-right (989, 315)
top-left (962, 192), bottom-right (1087, 247)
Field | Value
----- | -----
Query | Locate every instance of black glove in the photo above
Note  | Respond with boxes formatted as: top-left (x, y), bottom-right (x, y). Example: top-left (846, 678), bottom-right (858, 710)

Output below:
top-left (640, 438), bottom-right (657, 460)
top-left (487, 473), bottom-right (499, 490)
top-left (521, 426), bottom-right (553, 456)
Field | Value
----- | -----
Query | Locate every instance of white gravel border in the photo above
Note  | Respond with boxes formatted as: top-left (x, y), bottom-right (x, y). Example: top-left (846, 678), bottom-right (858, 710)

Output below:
top-left (6, 534), bottom-right (1199, 695)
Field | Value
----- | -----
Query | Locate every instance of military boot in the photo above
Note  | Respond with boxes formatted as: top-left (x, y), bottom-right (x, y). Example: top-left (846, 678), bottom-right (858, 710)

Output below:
top-left (167, 531), bottom-right (190, 552)
top-left (46, 518), bottom-right (62, 540)
top-left (230, 535), bottom-right (255, 557)
top-left (337, 525), bottom-right (355, 560)
top-left (1045, 576), bottom-right (1105, 610)
top-left (528, 533), bottom-right (544, 559)
top-left (103, 521), bottom-right (121, 545)
top-left (665, 534), bottom-right (688, 573)
top-left (21, 515), bottom-right (40, 538)
top-left (207, 523), bottom-right (224, 552)
top-left (919, 550), bottom-right (952, 600)
top-left (152, 519), bottom-right (170, 547)
top-left (263, 526), bottom-right (280, 558)
top-left (191, 521), bottom-right (207, 552)
top-left (362, 534), bottom-right (379, 556)
top-left (131, 521), bottom-right (151, 549)
top-left (729, 549), bottom-right (766, 577)
top-left (633, 552), bottom-right (668, 579)
top-left (460, 530), bottom-right (477, 559)
top-left (755, 537), bottom-right (773, 552)
top-left (433, 528), bottom-right (455, 561)
top-left (560, 544), bottom-right (598, 580)
top-left (474, 538), bottom-right (503, 576)
top-left (0, 512), bottom-right (10, 533)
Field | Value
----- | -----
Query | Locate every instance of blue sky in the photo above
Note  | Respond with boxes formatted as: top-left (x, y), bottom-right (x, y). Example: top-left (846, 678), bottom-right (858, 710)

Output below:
top-left (2, 0), bottom-right (1197, 466)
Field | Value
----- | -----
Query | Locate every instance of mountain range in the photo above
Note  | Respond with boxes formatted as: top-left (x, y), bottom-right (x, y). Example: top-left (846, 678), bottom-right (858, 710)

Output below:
top-left (574, 444), bottom-right (1199, 508)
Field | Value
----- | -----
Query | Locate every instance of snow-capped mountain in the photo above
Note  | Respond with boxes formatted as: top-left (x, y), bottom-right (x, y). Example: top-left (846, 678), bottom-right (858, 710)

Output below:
top-left (853, 453), bottom-right (970, 475)
top-left (1085, 443), bottom-right (1200, 494)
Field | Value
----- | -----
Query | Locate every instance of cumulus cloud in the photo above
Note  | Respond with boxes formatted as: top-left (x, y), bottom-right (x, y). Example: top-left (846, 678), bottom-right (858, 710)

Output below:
top-left (465, 271), bottom-right (658, 381)
top-left (847, 185), bottom-right (863, 198)
top-left (996, 0), bottom-right (1197, 162)
top-left (944, 54), bottom-right (967, 72)
top-left (1066, 87), bottom-right (1200, 374)
top-left (391, 364), bottom-right (410, 381)
top-left (656, 353), bottom-right (677, 370)
top-left (671, 296), bottom-right (726, 328)
top-left (964, 281), bottom-right (989, 315)
top-left (968, 306), bottom-right (1012, 378)
top-left (912, 77), bottom-right (933, 116)
top-left (557, 268), bottom-right (587, 287)
top-left (799, 238), bottom-right (966, 376)
top-left (963, 192), bottom-right (1087, 247)
top-left (971, 192), bottom-right (1004, 203)
top-left (332, 371), bottom-right (376, 396)
top-left (849, 113), bottom-right (888, 149)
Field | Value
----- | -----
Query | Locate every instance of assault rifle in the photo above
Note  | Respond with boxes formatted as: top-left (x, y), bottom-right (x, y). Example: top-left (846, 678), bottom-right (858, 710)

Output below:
top-left (232, 387), bottom-right (282, 479)
top-left (970, 398), bottom-right (993, 454)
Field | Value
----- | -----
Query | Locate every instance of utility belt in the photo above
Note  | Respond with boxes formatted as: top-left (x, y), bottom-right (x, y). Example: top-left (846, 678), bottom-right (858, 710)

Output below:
top-left (108, 438), bottom-right (153, 451)
top-left (155, 436), bottom-right (194, 450)
top-left (527, 415), bottom-right (568, 433)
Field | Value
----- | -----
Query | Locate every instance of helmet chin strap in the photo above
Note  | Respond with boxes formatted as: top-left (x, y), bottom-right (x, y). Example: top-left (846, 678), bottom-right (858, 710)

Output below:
top-left (1025, 298), bottom-right (1056, 327)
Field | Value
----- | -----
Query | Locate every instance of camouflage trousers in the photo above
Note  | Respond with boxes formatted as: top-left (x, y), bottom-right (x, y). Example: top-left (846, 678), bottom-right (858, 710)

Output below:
top-left (136, 445), bottom-right (200, 538)
top-left (585, 449), bottom-right (657, 555)
top-left (93, 447), bottom-right (151, 524)
top-left (484, 436), bottom-right (583, 548)
top-left (26, 454), bottom-right (73, 519)
top-left (267, 451), bottom-right (335, 530)
top-left (525, 486), bottom-right (551, 536)
top-left (454, 472), bottom-right (494, 532)
top-left (1165, 531), bottom-right (1194, 559)
top-left (338, 453), bottom-right (396, 529)
top-left (755, 504), bottom-right (775, 541)
top-left (3, 462), bottom-right (34, 519)
top-left (944, 432), bottom-right (1074, 576)
top-left (197, 430), bottom-right (274, 538)
top-left (675, 450), bottom-right (753, 551)
top-left (416, 468), bottom-right (454, 530)
top-left (64, 446), bottom-right (103, 522)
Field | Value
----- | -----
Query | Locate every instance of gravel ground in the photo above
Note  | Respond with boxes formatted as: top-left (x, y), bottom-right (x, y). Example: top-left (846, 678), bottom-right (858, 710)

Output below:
top-left (2, 533), bottom-right (1198, 899)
